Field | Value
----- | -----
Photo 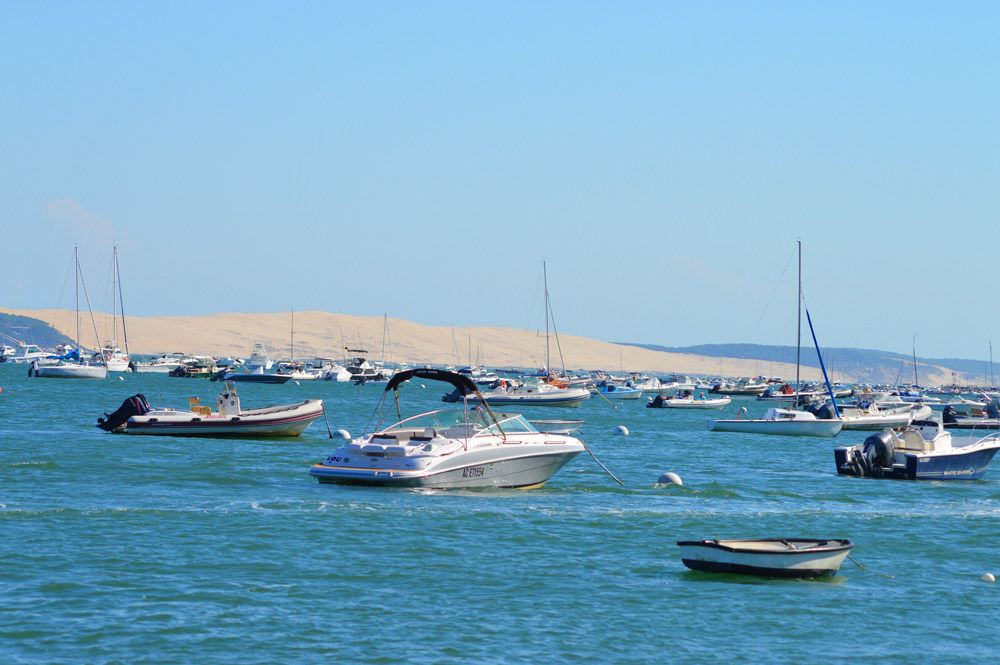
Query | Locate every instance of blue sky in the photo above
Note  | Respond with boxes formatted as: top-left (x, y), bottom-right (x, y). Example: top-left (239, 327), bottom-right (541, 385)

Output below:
top-left (2, 2), bottom-right (998, 360)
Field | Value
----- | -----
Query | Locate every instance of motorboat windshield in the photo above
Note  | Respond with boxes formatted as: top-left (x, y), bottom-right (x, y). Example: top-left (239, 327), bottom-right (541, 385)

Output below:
top-left (381, 409), bottom-right (539, 437)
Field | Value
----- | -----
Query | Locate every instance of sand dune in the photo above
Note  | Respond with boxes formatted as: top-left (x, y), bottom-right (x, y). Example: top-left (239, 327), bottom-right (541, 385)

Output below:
top-left (3, 306), bottom-right (833, 381)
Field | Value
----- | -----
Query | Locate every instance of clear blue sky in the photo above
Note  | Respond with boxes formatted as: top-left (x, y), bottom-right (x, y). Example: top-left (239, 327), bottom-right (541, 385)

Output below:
top-left (2, 2), bottom-right (998, 360)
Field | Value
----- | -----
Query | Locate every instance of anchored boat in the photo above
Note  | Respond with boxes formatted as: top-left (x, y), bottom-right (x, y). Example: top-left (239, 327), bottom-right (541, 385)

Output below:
top-left (310, 368), bottom-right (585, 488)
top-left (96, 381), bottom-right (323, 437)
top-left (677, 538), bottom-right (854, 578)
top-left (835, 420), bottom-right (1000, 480)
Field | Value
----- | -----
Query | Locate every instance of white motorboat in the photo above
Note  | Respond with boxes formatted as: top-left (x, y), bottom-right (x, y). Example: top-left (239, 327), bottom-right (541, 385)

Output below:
top-left (835, 420), bottom-right (1000, 480)
top-left (677, 538), bottom-right (854, 578)
top-left (97, 381), bottom-right (323, 437)
top-left (246, 341), bottom-right (274, 371)
top-left (310, 368), bottom-right (585, 488)
top-left (2, 342), bottom-right (53, 364)
top-left (707, 407), bottom-right (844, 437)
top-left (457, 377), bottom-right (591, 408)
top-left (837, 400), bottom-right (914, 431)
top-left (647, 393), bottom-right (731, 409)
top-left (133, 353), bottom-right (187, 373)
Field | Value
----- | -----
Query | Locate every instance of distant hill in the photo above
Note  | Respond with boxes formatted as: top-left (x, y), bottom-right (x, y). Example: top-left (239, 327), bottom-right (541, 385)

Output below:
top-left (616, 342), bottom-right (998, 386)
top-left (0, 312), bottom-right (74, 350)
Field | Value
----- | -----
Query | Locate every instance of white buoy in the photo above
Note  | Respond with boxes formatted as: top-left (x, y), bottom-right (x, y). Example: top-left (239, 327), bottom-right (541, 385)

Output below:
top-left (983, 573), bottom-right (996, 583)
top-left (334, 429), bottom-right (351, 440)
top-left (118, 376), bottom-right (124, 381)
top-left (614, 425), bottom-right (629, 436)
top-left (658, 472), bottom-right (682, 485)
top-left (295, 380), bottom-right (300, 385)
top-left (421, 384), bottom-right (425, 388)
top-left (647, 395), bottom-right (654, 401)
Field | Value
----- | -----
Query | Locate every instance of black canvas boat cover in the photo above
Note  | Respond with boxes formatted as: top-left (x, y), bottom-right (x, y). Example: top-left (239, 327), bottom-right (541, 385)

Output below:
top-left (385, 368), bottom-right (478, 395)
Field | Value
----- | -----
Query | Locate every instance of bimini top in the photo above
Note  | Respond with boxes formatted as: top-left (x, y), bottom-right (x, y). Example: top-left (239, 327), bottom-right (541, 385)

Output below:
top-left (385, 368), bottom-right (479, 396)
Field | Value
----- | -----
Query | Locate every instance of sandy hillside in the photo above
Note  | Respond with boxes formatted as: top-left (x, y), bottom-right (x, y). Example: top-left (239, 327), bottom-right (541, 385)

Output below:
top-left (1, 306), bottom-right (882, 383)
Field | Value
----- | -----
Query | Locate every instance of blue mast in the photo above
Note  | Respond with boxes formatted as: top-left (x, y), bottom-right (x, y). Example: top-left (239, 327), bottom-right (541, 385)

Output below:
top-left (805, 308), bottom-right (840, 419)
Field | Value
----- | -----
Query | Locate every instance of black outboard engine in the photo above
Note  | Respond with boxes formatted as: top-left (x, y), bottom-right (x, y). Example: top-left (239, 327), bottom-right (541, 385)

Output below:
top-left (812, 402), bottom-right (838, 420)
top-left (97, 394), bottom-right (151, 432)
top-left (987, 403), bottom-right (1000, 419)
top-left (943, 405), bottom-right (958, 424)
top-left (647, 394), bottom-right (667, 408)
top-left (851, 430), bottom-right (895, 478)
top-left (442, 388), bottom-right (462, 403)
top-left (29, 360), bottom-right (40, 377)
top-left (210, 368), bottom-right (228, 382)
top-left (796, 394), bottom-right (813, 408)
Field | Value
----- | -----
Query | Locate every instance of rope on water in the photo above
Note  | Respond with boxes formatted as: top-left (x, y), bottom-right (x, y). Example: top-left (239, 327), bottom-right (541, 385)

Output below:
top-left (582, 440), bottom-right (624, 486)
top-left (847, 555), bottom-right (895, 579)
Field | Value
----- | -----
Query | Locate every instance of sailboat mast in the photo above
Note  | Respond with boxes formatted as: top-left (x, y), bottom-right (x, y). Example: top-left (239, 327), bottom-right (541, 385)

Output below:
top-left (544, 261), bottom-right (550, 371)
top-left (912, 334), bottom-right (918, 388)
top-left (75, 246), bottom-right (80, 354)
top-left (291, 309), bottom-right (294, 362)
top-left (795, 241), bottom-right (801, 403)
top-left (115, 245), bottom-right (129, 355)
top-left (112, 246), bottom-right (117, 349)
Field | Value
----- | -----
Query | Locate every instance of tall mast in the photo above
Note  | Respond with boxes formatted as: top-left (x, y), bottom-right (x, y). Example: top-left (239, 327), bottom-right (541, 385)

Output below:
top-left (111, 245), bottom-right (117, 349)
top-left (795, 241), bottom-right (801, 404)
top-left (115, 245), bottom-right (129, 355)
top-left (912, 334), bottom-right (918, 387)
top-left (544, 261), bottom-right (550, 371)
top-left (75, 246), bottom-right (80, 354)
top-left (291, 309), bottom-right (294, 362)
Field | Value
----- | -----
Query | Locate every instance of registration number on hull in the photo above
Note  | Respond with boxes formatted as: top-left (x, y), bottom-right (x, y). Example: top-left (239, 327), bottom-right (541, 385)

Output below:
top-left (462, 466), bottom-right (485, 479)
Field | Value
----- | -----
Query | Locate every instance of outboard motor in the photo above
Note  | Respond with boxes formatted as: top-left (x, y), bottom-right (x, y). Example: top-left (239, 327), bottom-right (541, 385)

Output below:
top-left (943, 405), bottom-right (958, 424)
top-left (29, 360), bottom-right (40, 377)
top-left (442, 388), bottom-right (462, 403)
top-left (812, 402), bottom-right (838, 420)
top-left (987, 403), bottom-right (1000, 419)
top-left (97, 394), bottom-right (151, 432)
top-left (647, 394), bottom-right (667, 408)
top-left (851, 430), bottom-right (895, 478)
top-left (796, 394), bottom-right (813, 408)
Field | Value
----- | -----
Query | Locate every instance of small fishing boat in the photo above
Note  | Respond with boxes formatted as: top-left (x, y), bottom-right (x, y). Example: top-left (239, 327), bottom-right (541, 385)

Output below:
top-left (647, 393), bottom-right (731, 409)
top-left (707, 407), bottom-right (844, 437)
top-left (677, 538), bottom-right (854, 578)
top-left (310, 368), bottom-right (585, 488)
top-left (96, 381), bottom-right (323, 437)
top-left (834, 420), bottom-right (1000, 480)
top-left (837, 400), bottom-right (914, 431)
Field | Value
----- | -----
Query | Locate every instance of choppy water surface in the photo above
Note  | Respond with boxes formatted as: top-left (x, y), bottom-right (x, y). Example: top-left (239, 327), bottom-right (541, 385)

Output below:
top-left (2, 367), bottom-right (998, 663)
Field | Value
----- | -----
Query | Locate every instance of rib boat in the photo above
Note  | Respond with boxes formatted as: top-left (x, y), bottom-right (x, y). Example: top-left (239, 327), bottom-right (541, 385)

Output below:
top-left (97, 382), bottom-right (323, 437)
top-left (310, 368), bottom-right (585, 488)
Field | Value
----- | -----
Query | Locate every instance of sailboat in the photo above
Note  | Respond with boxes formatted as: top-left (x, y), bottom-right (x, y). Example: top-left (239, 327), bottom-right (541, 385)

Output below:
top-left (706, 242), bottom-right (843, 437)
top-left (34, 247), bottom-right (108, 379)
top-left (94, 245), bottom-right (130, 371)
top-left (462, 262), bottom-right (591, 408)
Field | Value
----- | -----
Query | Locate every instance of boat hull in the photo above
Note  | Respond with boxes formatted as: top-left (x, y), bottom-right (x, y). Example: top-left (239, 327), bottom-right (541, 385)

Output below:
top-left (678, 539), bottom-right (853, 578)
top-left (653, 398), bottom-right (731, 410)
top-left (707, 418), bottom-right (843, 437)
top-left (121, 401), bottom-right (323, 437)
top-left (310, 449), bottom-right (583, 489)
top-left (475, 390), bottom-right (591, 408)
top-left (35, 364), bottom-right (107, 379)
top-left (835, 438), bottom-right (1000, 480)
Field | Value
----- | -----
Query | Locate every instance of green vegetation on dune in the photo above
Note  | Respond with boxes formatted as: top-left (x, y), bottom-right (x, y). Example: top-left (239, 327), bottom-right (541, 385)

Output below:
top-left (0, 312), bottom-right (74, 349)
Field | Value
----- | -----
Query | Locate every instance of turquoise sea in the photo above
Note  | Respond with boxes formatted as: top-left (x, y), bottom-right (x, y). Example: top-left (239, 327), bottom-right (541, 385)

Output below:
top-left (2, 366), bottom-right (998, 664)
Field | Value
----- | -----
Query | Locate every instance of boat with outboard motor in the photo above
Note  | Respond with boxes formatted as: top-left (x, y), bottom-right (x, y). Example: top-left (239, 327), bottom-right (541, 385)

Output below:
top-left (677, 538), bottom-right (854, 578)
top-left (215, 364), bottom-right (294, 384)
top-left (310, 368), bottom-right (586, 488)
top-left (647, 392), bottom-right (731, 409)
top-left (707, 405), bottom-right (844, 437)
top-left (96, 381), bottom-right (323, 437)
top-left (835, 419), bottom-right (1000, 480)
